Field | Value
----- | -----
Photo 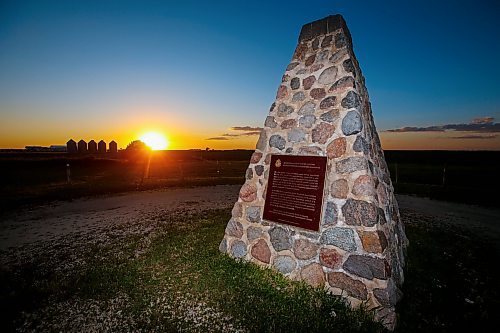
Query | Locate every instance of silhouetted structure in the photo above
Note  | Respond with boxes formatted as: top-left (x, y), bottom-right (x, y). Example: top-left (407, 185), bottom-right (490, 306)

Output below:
top-left (98, 140), bottom-right (106, 153)
top-left (88, 140), bottom-right (97, 153)
top-left (67, 139), bottom-right (77, 153)
top-left (78, 139), bottom-right (87, 153)
top-left (109, 140), bottom-right (117, 153)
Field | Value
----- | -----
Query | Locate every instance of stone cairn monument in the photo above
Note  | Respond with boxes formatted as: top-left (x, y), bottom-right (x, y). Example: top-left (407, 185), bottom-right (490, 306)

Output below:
top-left (219, 15), bottom-right (408, 329)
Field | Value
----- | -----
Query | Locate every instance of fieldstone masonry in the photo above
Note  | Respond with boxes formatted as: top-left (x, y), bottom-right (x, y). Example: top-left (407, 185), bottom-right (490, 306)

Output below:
top-left (220, 15), bottom-right (408, 329)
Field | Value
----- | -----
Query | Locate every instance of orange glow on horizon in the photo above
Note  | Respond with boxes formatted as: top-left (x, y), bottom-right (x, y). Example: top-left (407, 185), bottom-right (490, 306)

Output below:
top-left (139, 131), bottom-right (169, 150)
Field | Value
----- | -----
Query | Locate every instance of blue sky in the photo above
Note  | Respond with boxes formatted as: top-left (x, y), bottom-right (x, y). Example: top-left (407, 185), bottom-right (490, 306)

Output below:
top-left (0, 0), bottom-right (499, 149)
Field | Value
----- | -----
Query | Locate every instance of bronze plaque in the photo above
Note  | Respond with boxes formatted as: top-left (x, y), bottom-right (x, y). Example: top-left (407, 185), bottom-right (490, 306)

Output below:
top-left (263, 154), bottom-right (327, 231)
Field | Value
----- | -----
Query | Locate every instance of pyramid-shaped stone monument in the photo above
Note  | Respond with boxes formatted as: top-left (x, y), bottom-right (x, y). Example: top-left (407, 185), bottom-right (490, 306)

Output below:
top-left (219, 14), bottom-right (408, 329)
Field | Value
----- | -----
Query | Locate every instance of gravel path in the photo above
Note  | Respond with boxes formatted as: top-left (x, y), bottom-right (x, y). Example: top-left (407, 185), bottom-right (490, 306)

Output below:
top-left (2, 185), bottom-right (499, 252)
top-left (0, 185), bottom-right (239, 251)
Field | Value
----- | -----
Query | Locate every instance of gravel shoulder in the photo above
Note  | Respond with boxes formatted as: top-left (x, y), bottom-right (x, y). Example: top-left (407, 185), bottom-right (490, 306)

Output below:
top-left (2, 185), bottom-right (499, 252)
top-left (0, 185), bottom-right (240, 251)
top-left (396, 194), bottom-right (500, 249)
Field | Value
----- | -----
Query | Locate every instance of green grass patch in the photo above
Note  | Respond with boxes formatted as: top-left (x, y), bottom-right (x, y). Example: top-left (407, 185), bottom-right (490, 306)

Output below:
top-left (3, 207), bottom-right (499, 332)
top-left (1, 209), bottom-right (384, 332)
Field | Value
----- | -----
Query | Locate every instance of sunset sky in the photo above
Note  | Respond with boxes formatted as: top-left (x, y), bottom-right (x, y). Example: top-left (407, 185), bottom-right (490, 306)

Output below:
top-left (0, 0), bottom-right (499, 150)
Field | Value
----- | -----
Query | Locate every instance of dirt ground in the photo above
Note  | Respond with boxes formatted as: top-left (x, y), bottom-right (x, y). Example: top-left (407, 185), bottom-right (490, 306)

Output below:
top-left (2, 185), bottom-right (499, 252)
top-left (0, 185), bottom-right (240, 252)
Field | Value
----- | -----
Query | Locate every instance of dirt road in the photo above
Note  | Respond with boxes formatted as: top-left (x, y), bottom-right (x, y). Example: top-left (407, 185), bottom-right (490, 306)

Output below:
top-left (1, 185), bottom-right (499, 252)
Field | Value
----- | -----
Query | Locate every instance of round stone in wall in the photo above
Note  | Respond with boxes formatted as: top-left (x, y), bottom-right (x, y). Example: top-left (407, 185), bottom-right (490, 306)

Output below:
top-left (251, 239), bottom-right (271, 264)
top-left (319, 248), bottom-right (342, 269)
top-left (303, 76), bottom-right (316, 90)
top-left (246, 168), bottom-right (253, 180)
top-left (292, 92), bottom-right (306, 103)
top-left (320, 109), bottom-right (340, 123)
top-left (323, 201), bottom-right (337, 225)
top-left (342, 110), bottom-right (363, 135)
top-left (336, 156), bottom-right (368, 174)
top-left (343, 59), bottom-right (355, 75)
top-left (330, 49), bottom-right (348, 64)
top-left (269, 226), bottom-right (293, 251)
top-left (299, 101), bottom-right (316, 115)
top-left (341, 91), bottom-right (361, 109)
top-left (331, 179), bottom-right (348, 199)
top-left (320, 96), bottom-right (336, 110)
top-left (246, 206), bottom-right (261, 223)
top-left (298, 146), bottom-right (322, 155)
top-left (293, 239), bottom-right (319, 260)
top-left (299, 115), bottom-right (316, 128)
top-left (281, 119), bottom-right (297, 129)
top-left (269, 135), bottom-right (286, 150)
top-left (290, 77), bottom-right (300, 90)
top-left (265, 116), bottom-right (277, 129)
top-left (231, 240), bottom-right (247, 258)
top-left (327, 137), bottom-right (347, 159)
top-left (329, 76), bottom-right (355, 93)
top-left (276, 85), bottom-right (288, 99)
top-left (318, 66), bottom-right (338, 85)
top-left (273, 255), bottom-right (296, 274)
top-left (232, 203), bottom-right (243, 219)
top-left (300, 263), bottom-right (325, 287)
top-left (352, 175), bottom-right (375, 197)
top-left (312, 122), bottom-right (335, 144)
top-left (353, 135), bottom-right (369, 154)
top-left (305, 54), bottom-right (316, 66)
top-left (247, 226), bottom-right (264, 241)
top-left (343, 254), bottom-right (389, 280)
top-left (255, 165), bottom-right (264, 176)
top-left (288, 128), bottom-right (306, 143)
top-left (239, 183), bottom-right (257, 202)
top-left (250, 151), bottom-right (263, 164)
top-left (327, 272), bottom-right (368, 300)
top-left (310, 88), bottom-right (326, 100)
top-left (342, 198), bottom-right (378, 227)
top-left (225, 218), bottom-right (243, 238)
top-left (320, 227), bottom-right (357, 252)
top-left (309, 63), bottom-right (324, 73)
top-left (277, 103), bottom-right (294, 117)
top-left (286, 62), bottom-right (299, 71)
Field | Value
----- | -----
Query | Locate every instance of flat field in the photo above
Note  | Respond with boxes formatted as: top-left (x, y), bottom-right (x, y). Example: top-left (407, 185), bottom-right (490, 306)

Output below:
top-left (1, 150), bottom-right (499, 214)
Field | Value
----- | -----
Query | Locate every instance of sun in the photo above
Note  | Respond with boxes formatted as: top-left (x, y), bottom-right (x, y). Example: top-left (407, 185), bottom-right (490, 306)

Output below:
top-left (139, 131), bottom-right (169, 150)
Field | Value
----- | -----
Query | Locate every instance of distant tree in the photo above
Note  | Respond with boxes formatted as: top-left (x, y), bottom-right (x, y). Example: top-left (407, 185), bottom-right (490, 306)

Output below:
top-left (126, 140), bottom-right (150, 151)
top-left (125, 140), bottom-right (150, 161)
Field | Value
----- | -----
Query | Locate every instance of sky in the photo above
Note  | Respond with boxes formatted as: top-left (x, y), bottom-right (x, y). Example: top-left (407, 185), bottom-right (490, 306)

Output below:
top-left (0, 0), bottom-right (499, 150)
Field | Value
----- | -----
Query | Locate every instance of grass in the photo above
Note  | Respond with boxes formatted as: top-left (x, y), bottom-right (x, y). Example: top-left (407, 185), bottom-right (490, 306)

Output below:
top-left (0, 209), bottom-right (384, 332)
top-left (2, 207), bottom-right (499, 331)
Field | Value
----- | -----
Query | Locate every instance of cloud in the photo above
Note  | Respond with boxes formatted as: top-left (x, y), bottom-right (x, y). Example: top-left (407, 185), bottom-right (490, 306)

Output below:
top-left (451, 134), bottom-right (497, 140)
top-left (231, 126), bottom-right (263, 132)
top-left (240, 131), bottom-right (262, 136)
top-left (386, 126), bottom-right (444, 133)
top-left (206, 137), bottom-right (230, 141)
top-left (385, 117), bottom-right (499, 133)
top-left (472, 117), bottom-right (494, 125)
top-left (206, 125), bottom-right (263, 140)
